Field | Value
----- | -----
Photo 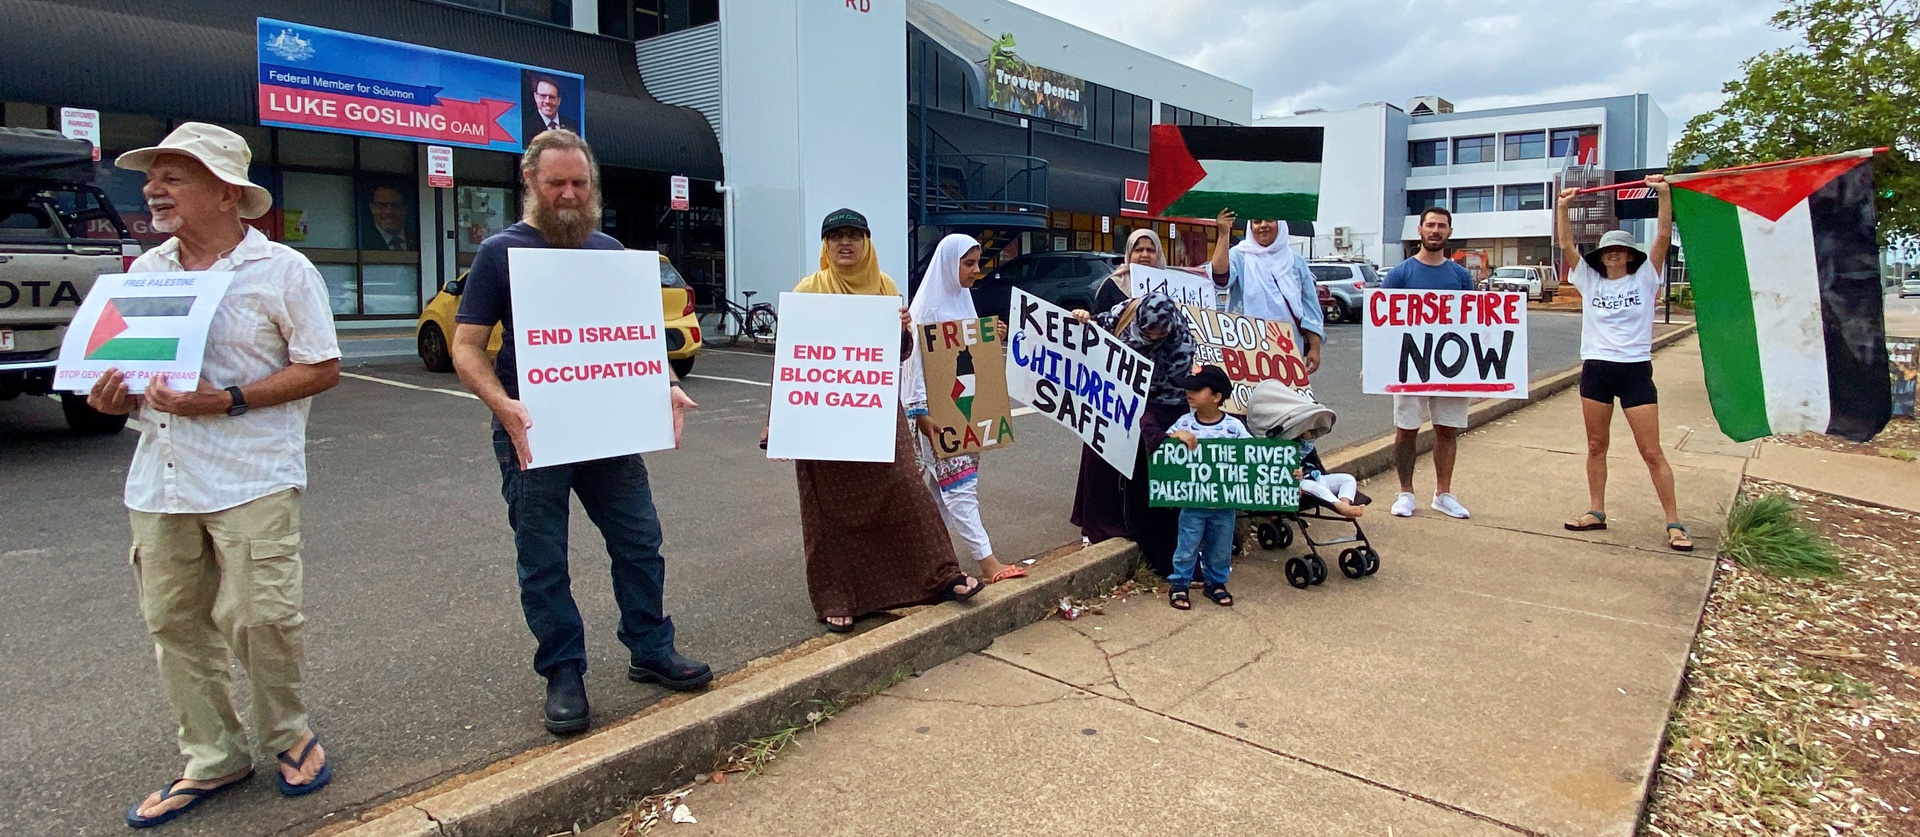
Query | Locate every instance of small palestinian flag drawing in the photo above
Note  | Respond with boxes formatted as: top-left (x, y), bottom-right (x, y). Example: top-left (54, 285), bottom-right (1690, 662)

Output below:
top-left (950, 346), bottom-right (977, 421)
top-left (85, 296), bottom-right (194, 361)
top-left (1669, 148), bottom-right (1890, 442)
top-left (1148, 125), bottom-right (1323, 222)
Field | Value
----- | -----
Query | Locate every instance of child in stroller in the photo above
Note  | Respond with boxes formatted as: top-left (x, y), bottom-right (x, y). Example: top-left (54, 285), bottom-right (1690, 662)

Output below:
top-left (1243, 380), bottom-right (1383, 589)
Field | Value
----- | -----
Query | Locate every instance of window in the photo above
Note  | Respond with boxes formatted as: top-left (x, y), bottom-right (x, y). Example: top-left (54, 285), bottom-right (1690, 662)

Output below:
top-left (1132, 95), bottom-right (1151, 150)
top-left (1407, 188), bottom-right (1448, 215)
top-left (1453, 135), bottom-right (1495, 164)
top-left (1551, 128), bottom-right (1594, 159)
top-left (1095, 86), bottom-right (1115, 145)
top-left (1452, 186), bottom-right (1496, 213)
top-left (1408, 139), bottom-right (1446, 168)
top-left (1501, 183), bottom-right (1546, 212)
top-left (1309, 265), bottom-right (1351, 283)
top-left (1503, 131), bottom-right (1545, 161)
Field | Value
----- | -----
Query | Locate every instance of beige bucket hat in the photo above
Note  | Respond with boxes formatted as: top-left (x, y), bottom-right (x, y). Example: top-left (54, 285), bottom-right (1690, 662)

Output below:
top-left (115, 122), bottom-right (273, 220)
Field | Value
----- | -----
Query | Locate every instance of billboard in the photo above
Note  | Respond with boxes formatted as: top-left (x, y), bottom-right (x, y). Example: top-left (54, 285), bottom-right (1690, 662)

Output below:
top-left (984, 34), bottom-right (1086, 128)
top-left (256, 18), bottom-right (584, 153)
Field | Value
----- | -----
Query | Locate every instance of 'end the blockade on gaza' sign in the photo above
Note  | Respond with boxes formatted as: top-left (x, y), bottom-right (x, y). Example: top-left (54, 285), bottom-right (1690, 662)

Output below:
top-left (1361, 289), bottom-right (1529, 399)
top-left (766, 292), bottom-right (903, 463)
top-left (1004, 288), bottom-right (1153, 474)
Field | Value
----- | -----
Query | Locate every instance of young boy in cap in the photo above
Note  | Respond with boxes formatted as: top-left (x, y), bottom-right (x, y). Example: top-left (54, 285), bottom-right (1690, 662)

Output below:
top-left (1164, 365), bottom-right (1249, 609)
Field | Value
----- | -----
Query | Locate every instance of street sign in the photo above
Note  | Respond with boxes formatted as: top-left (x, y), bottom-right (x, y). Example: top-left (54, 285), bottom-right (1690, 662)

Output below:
top-left (60, 108), bottom-right (100, 161)
top-left (670, 175), bottom-right (689, 211)
top-left (427, 145), bottom-right (454, 188)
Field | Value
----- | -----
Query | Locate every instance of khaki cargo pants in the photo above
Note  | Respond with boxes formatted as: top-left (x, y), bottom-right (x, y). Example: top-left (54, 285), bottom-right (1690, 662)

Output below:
top-left (129, 488), bottom-right (309, 780)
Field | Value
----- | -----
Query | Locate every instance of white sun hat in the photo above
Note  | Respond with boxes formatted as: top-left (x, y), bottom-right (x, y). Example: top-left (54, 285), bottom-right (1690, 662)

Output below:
top-left (115, 122), bottom-right (273, 220)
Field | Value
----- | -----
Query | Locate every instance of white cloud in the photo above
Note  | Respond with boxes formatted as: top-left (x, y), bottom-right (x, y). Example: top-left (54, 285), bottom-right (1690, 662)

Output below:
top-left (1005, 0), bottom-right (1798, 144)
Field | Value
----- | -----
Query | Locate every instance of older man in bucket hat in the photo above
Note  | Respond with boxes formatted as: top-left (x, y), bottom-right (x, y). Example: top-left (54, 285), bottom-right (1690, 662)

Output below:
top-left (86, 122), bottom-right (341, 828)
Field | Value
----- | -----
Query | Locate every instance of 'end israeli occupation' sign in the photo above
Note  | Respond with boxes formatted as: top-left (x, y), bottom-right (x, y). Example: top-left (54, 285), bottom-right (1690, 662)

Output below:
top-left (256, 18), bottom-right (584, 152)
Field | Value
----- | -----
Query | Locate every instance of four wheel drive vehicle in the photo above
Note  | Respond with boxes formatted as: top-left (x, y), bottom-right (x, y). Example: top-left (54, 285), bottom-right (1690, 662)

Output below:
top-left (967, 251), bottom-right (1122, 319)
top-left (0, 128), bottom-right (142, 434)
top-left (1307, 261), bottom-right (1378, 324)
top-left (1488, 265), bottom-right (1560, 302)
top-left (416, 253), bottom-right (703, 378)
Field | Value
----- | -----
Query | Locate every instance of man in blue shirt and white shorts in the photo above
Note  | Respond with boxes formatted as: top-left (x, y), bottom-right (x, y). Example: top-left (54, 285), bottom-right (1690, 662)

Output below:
top-left (1381, 207), bottom-right (1475, 519)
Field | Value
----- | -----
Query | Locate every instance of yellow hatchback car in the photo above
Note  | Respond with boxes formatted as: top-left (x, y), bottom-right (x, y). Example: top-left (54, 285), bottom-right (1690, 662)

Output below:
top-left (416, 253), bottom-right (703, 377)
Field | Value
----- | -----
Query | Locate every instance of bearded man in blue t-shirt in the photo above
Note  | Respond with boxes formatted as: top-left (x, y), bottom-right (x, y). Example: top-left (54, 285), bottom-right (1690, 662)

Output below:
top-left (1380, 206), bottom-right (1476, 520)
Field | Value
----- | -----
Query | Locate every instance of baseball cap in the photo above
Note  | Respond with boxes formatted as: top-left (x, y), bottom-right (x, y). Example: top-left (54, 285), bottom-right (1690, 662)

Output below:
top-left (1177, 364), bottom-right (1232, 395)
top-left (820, 208), bottom-right (870, 238)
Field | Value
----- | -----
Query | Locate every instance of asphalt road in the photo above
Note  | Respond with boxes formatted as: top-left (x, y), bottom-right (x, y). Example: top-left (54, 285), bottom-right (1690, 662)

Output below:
top-left (0, 310), bottom-right (1590, 836)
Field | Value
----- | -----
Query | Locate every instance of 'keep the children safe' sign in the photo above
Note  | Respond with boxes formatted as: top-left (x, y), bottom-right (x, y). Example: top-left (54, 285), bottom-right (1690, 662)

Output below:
top-left (1362, 289), bottom-right (1528, 398)
top-left (510, 249), bottom-right (673, 467)
top-left (1148, 438), bottom-right (1302, 512)
top-left (1005, 288), bottom-right (1153, 474)
top-left (768, 292), bottom-right (902, 462)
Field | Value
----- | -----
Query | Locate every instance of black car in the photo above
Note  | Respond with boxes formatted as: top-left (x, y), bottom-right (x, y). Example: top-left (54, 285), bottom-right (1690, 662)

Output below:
top-left (969, 251), bottom-right (1122, 319)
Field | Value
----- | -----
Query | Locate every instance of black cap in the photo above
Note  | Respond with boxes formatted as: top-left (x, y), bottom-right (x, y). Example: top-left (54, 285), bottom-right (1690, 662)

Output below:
top-left (1177, 364), bottom-right (1232, 395)
top-left (820, 207), bottom-right (869, 238)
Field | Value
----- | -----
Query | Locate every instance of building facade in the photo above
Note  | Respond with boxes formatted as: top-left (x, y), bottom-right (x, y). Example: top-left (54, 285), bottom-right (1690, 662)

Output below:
top-left (1259, 94), bottom-right (1669, 277)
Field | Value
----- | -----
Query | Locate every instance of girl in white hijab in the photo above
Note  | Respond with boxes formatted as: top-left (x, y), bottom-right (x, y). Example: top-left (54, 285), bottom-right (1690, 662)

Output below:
top-left (902, 234), bottom-right (1026, 584)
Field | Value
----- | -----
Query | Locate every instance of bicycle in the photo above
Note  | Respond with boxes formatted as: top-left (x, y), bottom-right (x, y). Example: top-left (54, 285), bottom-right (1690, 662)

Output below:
top-left (698, 290), bottom-right (778, 348)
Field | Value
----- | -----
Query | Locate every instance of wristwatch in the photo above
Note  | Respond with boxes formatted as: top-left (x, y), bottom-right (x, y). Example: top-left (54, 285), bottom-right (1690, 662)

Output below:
top-left (225, 386), bottom-right (249, 417)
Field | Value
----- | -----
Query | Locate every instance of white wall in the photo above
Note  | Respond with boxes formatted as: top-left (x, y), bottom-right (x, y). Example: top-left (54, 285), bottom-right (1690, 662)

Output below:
top-left (718, 0), bottom-right (908, 307)
top-left (1255, 104), bottom-right (1397, 265)
top-left (930, 0), bottom-right (1251, 123)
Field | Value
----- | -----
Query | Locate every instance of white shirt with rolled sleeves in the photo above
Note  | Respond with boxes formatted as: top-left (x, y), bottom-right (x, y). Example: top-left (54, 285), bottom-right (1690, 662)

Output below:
top-left (122, 227), bottom-right (342, 514)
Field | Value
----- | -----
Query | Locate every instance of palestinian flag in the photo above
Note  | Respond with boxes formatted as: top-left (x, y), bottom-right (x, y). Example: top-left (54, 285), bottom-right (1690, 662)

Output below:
top-left (950, 346), bottom-right (977, 421)
top-left (85, 296), bottom-right (194, 361)
top-left (1669, 148), bottom-right (1890, 442)
top-left (1148, 125), bottom-right (1323, 221)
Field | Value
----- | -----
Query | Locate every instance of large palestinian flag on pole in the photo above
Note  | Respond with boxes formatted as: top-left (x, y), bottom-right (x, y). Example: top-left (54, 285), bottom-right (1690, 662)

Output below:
top-left (1669, 148), bottom-right (1890, 442)
top-left (1148, 125), bottom-right (1323, 222)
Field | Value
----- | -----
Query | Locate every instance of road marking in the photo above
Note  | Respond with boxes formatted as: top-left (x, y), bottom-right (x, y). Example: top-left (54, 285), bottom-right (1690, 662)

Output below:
top-left (703, 349), bottom-right (774, 359)
top-left (687, 374), bottom-right (770, 388)
top-left (1012, 406), bottom-right (1037, 417)
top-left (341, 371), bottom-right (479, 400)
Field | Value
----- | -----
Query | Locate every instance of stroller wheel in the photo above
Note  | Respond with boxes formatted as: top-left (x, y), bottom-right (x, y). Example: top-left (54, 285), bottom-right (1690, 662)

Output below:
top-left (1283, 557), bottom-right (1313, 589)
top-left (1276, 524), bottom-right (1294, 549)
top-left (1360, 547), bottom-right (1381, 576)
top-left (1257, 522), bottom-right (1282, 550)
top-left (1307, 555), bottom-right (1328, 585)
top-left (1338, 548), bottom-right (1367, 579)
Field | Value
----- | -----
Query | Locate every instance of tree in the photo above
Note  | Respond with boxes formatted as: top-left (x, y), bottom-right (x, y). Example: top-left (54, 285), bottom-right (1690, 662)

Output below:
top-left (1673, 0), bottom-right (1920, 245)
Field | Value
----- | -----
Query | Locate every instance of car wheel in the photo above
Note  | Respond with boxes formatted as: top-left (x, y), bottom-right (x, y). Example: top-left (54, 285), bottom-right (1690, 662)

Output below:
top-left (670, 356), bottom-right (696, 378)
top-left (418, 322), bottom-right (454, 373)
top-left (1542, 289), bottom-right (1555, 303)
top-left (61, 392), bottom-right (129, 436)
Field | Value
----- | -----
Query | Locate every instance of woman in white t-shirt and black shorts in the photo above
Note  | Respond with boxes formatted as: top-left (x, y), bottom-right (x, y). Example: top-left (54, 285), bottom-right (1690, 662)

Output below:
top-left (1555, 175), bottom-right (1692, 551)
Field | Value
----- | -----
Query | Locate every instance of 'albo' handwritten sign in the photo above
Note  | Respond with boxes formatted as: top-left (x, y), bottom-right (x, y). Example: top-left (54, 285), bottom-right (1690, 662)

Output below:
top-left (1181, 304), bottom-right (1311, 411)
top-left (1005, 288), bottom-right (1153, 473)
top-left (1148, 438), bottom-right (1302, 511)
top-left (510, 249), bottom-right (674, 467)
top-left (768, 292), bottom-right (902, 462)
top-left (1361, 289), bottom-right (1529, 399)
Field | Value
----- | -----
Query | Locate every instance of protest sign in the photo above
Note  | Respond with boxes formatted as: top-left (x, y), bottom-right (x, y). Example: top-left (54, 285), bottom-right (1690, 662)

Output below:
top-left (918, 316), bottom-right (1015, 458)
top-left (54, 271), bottom-right (234, 394)
top-left (1890, 335), bottom-right (1918, 418)
top-left (1005, 288), bottom-right (1153, 474)
top-left (1362, 289), bottom-right (1528, 398)
top-left (509, 249), bottom-right (673, 467)
top-left (768, 292), bottom-right (902, 462)
top-left (1129, 264), bottom-right (1215, 309)
top-left (1148, 438), bottom-right (1302, 512)
top-left (1181, 304), bottom-right (1311, 411)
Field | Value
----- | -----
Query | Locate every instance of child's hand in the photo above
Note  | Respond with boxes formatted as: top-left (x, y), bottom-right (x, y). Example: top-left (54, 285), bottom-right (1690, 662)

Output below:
top-left (1172, 430), bottom-right (1199, 450)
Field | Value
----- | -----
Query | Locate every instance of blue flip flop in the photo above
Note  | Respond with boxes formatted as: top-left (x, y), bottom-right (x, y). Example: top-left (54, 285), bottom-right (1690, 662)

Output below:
top-left (125, 768), bottom-right (254, 829)
top-left (275, 735), bottom-right (333, 797)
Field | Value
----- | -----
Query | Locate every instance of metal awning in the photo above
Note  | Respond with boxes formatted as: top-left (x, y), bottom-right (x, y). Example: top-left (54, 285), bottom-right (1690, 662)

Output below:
top-left (907, 0), bottom-right (990, 104)
top-left (1, 0), bottom-right (721, 179)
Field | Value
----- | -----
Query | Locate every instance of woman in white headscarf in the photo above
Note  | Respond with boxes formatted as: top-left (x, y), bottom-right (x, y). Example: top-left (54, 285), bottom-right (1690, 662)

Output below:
top-left (1224, 218), bottom-right (1323, 374)
top-left (903, 234), bottom-right (1025, 584)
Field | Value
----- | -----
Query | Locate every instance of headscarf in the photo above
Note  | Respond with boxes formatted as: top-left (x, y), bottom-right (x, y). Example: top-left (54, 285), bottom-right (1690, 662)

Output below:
top-left (1101, 228), bottom-right (1166, 296)
top-left (1232, 221), bottom-right (1305, 325)
top-left (1096, 292), bottom-right (1195, 405)
top-left (908, 234), bottom-right (981, 324)
top-left (795, 235), bottom-right (897, 296)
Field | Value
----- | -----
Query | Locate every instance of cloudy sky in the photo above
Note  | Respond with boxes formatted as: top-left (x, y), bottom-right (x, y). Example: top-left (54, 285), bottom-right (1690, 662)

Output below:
top-left (1007, 0), bottom-right (1798, 144)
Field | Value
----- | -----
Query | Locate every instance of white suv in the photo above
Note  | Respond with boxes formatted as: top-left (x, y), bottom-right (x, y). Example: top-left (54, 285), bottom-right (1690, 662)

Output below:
top-left (1488, 265), bottom-right (1560, 302)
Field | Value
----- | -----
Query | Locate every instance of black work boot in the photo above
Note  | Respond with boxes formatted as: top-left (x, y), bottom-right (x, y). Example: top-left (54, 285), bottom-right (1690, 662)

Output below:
top-left (628, 648), bottom-right (713, 691)
top-left (543, 662), bottom-right (590, 735)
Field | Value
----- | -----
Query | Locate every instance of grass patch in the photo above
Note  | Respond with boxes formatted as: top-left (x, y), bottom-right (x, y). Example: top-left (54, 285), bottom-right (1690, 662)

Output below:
top-left (1721, 494), bottom-right (1841, 578)
top-left (1883, 448), bottom-right (1917, 462)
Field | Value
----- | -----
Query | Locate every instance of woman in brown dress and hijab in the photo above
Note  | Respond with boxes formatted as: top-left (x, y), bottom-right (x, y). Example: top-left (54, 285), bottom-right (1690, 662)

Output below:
top-left (764, 209), bottom-right (986, 632)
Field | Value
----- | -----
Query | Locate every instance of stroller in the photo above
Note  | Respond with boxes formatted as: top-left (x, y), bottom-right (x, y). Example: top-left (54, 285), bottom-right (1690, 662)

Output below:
top-left (1243, 381), bottom-right (1383, 589)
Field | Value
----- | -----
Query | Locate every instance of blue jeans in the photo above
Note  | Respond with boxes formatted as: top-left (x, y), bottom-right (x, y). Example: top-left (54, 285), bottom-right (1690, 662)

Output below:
top-left (494, 430), bottom-right (676, 677)
top-left (1169, 508), bottom-right (1236, 587)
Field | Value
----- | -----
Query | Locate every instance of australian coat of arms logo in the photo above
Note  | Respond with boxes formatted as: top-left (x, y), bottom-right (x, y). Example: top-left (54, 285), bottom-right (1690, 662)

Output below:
top-left (265, 28), bottom-right (315, 62)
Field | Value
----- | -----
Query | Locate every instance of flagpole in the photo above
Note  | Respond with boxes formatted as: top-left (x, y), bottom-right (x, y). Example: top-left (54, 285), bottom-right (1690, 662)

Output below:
top-left (1569, 147), bottom-right (1890, 196)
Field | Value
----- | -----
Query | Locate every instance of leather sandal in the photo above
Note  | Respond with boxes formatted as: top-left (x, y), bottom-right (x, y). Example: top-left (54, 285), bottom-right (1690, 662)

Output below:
top-left (1564, 510), bottom-right (1607, 531)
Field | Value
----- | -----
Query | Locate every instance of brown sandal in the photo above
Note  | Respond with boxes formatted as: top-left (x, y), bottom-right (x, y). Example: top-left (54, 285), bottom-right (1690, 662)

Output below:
top-left (1564, 511), bottom-right (1607, 531)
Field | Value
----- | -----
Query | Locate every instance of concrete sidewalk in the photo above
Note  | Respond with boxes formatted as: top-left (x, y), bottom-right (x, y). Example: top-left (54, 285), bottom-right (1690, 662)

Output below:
top-left (628, 336), bottom-right (1748, 837)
